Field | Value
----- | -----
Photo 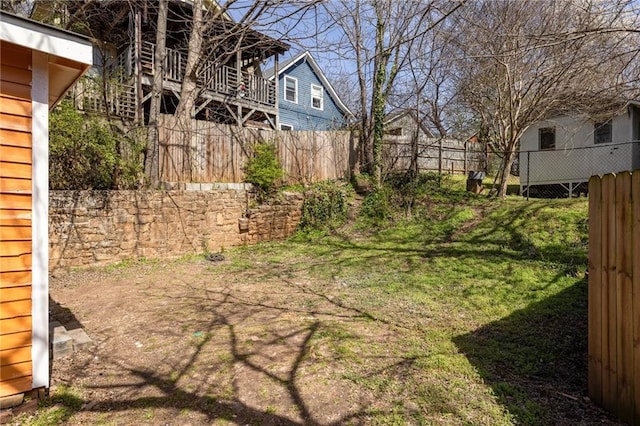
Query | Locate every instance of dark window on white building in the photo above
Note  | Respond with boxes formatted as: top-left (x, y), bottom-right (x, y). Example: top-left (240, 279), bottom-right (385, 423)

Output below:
top-left (594, 120), bottom-right (612, 144)
top-left (539, 127), bottom-right (556, 150)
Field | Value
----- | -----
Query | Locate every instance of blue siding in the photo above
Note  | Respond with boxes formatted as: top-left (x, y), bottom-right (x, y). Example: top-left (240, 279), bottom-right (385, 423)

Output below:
top-left (277, 60), bottom-right (347, 130)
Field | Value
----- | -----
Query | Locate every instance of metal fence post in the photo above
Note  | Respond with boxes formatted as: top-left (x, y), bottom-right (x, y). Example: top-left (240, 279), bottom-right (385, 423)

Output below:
top-left (526, 151), bottom-right (530, 201)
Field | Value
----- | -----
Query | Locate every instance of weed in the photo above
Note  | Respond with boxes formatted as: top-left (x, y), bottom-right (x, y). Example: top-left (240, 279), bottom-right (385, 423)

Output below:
top-left (18, 385), bottom-right (83, 426)
top-left (299, 181), bottom-right (352, 231)
top-left (142, 408), bottom-right (154, 420)
top-left (265, 405), bottom-right (277, 414)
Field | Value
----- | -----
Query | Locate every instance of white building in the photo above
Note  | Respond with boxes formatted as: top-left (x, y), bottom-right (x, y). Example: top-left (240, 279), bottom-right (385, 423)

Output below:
top-left (519, 102), bottom-right (640, 196)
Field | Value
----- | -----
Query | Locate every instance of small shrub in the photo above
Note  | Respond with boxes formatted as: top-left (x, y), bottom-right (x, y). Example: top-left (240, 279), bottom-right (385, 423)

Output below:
top-left (299, 182), bottom-right (351, 231)
top-left (244, 141), bottom-right (284, 199)
top-left (49, 100), bottom-right (142, 189)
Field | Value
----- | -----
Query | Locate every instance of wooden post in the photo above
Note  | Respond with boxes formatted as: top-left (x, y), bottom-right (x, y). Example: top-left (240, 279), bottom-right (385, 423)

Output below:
top-left (463, 139), bottom-right (468, 175)
top-left (438, 138), bottom-right (443, 175)
top-left (134, 8), bottom-right (143, 124)
top-left (274, 53), bottom-right (279, 130)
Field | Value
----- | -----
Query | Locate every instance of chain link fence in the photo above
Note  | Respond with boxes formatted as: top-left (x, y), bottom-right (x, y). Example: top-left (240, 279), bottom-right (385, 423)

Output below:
top-left (486, 141), bottom-right (640, 198)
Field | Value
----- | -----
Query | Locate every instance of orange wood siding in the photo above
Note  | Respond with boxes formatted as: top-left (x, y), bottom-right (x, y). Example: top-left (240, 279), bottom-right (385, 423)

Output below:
top-left (0, 40), bottom-right (33, 397)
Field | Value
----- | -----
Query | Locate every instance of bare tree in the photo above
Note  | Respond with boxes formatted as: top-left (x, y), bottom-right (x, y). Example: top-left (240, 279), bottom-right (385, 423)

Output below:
top-left (0, 0), bottom-right (32, 15)
top-left (35, 0), bottom-right (322, 186)
top-left (321, 0), bottom-right (465, 187)
top-left (452, 0), bottom-right (640, 197)
top-left (145, 0), bottom-right (168, 186)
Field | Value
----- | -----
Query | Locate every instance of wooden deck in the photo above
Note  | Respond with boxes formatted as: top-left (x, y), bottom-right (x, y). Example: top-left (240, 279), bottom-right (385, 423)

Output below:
top-left (71, 41), bottom-right (277, 123)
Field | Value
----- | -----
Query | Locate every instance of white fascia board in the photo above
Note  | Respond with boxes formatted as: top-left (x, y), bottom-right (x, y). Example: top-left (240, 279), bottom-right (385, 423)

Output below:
top-left (0, 13), bottom-right (92, 65)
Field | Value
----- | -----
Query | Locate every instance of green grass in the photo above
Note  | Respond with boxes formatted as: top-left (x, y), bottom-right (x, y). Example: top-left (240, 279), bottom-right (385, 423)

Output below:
top-left (14, 385), bottom-right (84, 426)
top-left (245, 186), bottom-right (591, 424)
top-left (28, 178), bottom-right (593, 425)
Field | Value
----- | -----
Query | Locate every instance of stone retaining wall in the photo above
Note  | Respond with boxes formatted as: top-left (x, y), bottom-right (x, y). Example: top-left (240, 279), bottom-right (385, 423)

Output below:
top-left (49, 190), bottom-right (304, 271)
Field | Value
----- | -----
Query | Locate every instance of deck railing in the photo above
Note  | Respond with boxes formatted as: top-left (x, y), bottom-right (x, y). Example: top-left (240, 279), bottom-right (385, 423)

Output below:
top-left (116, 42), bottom-right (276, 106)
top-left (68, 75), bottom-right (136, 120)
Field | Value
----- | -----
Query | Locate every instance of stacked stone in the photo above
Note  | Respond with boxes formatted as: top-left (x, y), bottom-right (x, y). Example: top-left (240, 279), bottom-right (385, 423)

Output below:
top-left (48, 189), bottom-right (304, 271)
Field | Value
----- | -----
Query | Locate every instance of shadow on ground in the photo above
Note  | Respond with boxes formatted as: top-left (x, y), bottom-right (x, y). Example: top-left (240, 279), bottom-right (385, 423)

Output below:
top-left (46, 270), bottom-right (412, 425)
top-left (50, 296), bottom-right (84, 331)
top-left (453, 278), bottom-right (621, 425)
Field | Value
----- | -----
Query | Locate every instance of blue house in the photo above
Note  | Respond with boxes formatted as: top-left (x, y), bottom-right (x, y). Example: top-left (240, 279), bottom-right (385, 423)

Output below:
top-left (265, 51), bottom-right (353, 130)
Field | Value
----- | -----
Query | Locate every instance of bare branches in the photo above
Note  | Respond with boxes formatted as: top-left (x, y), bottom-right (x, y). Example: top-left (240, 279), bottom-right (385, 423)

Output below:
top-left (450, 0), bottom-right (640, 197)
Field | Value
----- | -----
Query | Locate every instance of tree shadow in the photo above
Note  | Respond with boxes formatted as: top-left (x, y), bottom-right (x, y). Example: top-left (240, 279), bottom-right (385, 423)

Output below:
top-left (47, 275), bottom-right (417, 425)
top-left (50, 296), bottom-right (84, 331)
top-left (453, 278), bottom-right (622, 425)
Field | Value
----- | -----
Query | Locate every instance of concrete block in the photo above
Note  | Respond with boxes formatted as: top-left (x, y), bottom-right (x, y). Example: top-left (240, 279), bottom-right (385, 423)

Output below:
top-left (51, 324), bottom-right (73, 359)
top-left (0, 393), bottom-right (24, 409)
top-left (67, 328), bottom-right (93, 351)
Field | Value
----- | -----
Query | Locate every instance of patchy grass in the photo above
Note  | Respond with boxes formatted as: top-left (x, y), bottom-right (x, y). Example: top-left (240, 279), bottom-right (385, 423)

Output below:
top-left (35, 185), bottom-right (619, 425)
top-left (13, 385), bottom-right (83, 426)
top-left (211, 191), bottom-right (600, 423)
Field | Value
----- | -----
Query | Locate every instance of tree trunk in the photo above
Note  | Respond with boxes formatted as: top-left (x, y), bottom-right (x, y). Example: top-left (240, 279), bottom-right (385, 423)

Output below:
top-left (145, 0), bottom-right (168, 188)
top-left (371, 12), bottom-right (388, 189)
top-left (497, 149), bottom-right (516, 198)
top-left (174, 0), bottom-right (203, 180)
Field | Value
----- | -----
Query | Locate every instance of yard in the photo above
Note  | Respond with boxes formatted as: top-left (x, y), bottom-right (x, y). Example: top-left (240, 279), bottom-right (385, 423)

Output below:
top-left (15, 187), bottom-right (622, 425)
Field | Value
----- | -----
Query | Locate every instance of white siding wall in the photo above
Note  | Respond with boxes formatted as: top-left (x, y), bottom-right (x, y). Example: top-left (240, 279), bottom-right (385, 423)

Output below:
top-left (520, 110), bottom-right (636, 186)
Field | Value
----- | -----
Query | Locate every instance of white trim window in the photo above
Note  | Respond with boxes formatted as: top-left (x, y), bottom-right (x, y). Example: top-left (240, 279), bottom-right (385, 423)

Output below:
top-left (311, 84), bottom-right (323, 110)
top-left (280, 123), bottom-right (293, 131)
top-left (284, 75), bottom-right (297, 103)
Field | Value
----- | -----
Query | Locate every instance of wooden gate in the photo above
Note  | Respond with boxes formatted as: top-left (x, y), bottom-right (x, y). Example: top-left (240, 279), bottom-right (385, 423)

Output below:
top-left (588, 171), bottom-right (640, 424)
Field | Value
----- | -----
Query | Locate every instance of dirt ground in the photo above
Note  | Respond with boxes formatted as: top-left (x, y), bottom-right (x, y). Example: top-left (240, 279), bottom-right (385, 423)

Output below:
top-left (24, 252), bottom-right (620, 426)
top-left (45, 258), bottom-right (393, 425)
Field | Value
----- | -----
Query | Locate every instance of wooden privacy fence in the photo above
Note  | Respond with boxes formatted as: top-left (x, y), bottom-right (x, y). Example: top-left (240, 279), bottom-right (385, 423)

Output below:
top-left (158, 115), bottom-right (353, 184)
top-left (382, 135), bottom-right (485, 175)
top-left (588, 171), bottom-right (640, 424)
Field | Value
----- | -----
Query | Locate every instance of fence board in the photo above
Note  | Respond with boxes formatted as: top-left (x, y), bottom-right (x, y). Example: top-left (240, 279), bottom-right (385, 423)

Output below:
top-left (382, 135), bottom-right (484, 175)
top-left (616, 172), bottom-right (633, 422)
top-left (588, 175), bottom-right (603, 405)
top-left (589, 170), bottom-right (640, 424)
top-left (158, 115), bottom-right (352, 185)
top-left (633, 172), bottom-right (640, 424)
top-left (605, 173), bottom-right (618, 413)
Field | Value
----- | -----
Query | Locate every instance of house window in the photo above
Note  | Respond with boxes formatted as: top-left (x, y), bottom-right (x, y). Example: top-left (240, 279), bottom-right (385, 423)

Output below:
top-left (280, 123), bottom-right (293, 131)
top-left (539, 127), bottom-right (555, 150)
top-left (284, 76), bottom-right (297, 103)
top-left (311, 84), bottom-right (323, 110)
top-left (384, 127), bottom-right (403, 136)
top-left (594, 120), bottom-right (612, 144)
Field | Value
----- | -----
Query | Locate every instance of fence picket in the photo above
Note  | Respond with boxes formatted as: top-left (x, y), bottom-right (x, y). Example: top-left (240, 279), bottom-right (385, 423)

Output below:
top-left (616, 172), bottom-right (633, 423)
top-left (588, 175), bottom-right (603, 406)
top-left (605, 173), bottom-right (618, 413)
top-left (633, 172), bottom-right (640, 424)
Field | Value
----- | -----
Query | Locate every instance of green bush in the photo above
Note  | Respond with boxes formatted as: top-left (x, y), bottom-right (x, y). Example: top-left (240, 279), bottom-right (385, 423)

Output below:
top-left (359, 185), bottom-right (393, 225)
top-left (49, 100), bottom-right (142, 189)
top-left (244, 141), bottom-right (284, 198)
top-left (299, 182), bottom-right (351, 231)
